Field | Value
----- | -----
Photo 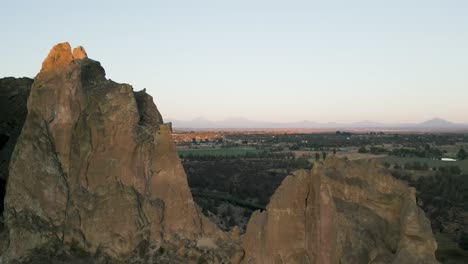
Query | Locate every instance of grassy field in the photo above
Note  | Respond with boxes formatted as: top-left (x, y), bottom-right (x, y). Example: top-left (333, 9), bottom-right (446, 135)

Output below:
top-left (377, 156), bottom-right (468, 173)
top-left (177, 148), bottom-right (261, 157)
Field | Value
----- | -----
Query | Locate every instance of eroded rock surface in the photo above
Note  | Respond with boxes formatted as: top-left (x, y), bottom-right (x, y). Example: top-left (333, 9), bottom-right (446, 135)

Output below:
top-left (3, 43), bottom-right (236, 263)
top-left (241, 158), bottom-right (439, 264)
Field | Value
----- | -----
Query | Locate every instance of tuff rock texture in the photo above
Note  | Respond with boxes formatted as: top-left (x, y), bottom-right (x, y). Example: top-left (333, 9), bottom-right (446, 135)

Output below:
top-left (3, 43), bottom-right (239, 263)
top-left (241, 158), bottom-right (439, 264)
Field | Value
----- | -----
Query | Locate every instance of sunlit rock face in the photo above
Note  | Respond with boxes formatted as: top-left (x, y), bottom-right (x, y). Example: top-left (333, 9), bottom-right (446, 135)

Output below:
top-left (3, 43), bottom-right (229, 263)
top-left (241, 158), bottom-right (439, 264)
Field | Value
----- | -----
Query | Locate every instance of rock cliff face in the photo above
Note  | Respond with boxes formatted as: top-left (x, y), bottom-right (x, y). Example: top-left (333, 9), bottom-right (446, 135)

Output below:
top-left (1, 43), bottom-right (439, 264)
top-left (241, 158), bottom-right (439, 264)
top-left (3, 43), bottom-right (234, 263)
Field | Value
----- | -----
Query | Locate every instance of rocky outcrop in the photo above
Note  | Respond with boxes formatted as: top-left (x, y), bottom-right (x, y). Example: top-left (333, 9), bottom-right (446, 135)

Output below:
top-left (3, 43), bottom-right (238, 263)
top-left (241, 158), bottom-right (439, 264)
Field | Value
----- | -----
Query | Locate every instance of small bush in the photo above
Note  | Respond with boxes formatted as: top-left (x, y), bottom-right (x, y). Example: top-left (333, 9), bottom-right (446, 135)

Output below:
top-left (197, 256), bottom-right (207, 264)
top-left (158, 246), bottom-right (165, 255)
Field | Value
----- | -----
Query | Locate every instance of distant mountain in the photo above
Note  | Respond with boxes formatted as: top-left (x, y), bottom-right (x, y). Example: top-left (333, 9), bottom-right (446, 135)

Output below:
top-left (419, 118), bottom-right (458, 128)
top-left (168, 117), bottom-right (468, 131)
top-left (398, 118), bottom-right (466, 131)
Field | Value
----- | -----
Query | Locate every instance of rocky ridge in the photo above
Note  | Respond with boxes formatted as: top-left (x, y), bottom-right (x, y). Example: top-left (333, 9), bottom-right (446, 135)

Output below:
top-left (1, 43), bottom-right (439, 263)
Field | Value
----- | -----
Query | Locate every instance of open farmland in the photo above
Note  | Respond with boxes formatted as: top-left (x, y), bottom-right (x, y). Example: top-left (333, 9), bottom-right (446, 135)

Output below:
top-left (378, 156), bottom-right (468, 173)
top-left (178, 148), bottom-right (261, 157)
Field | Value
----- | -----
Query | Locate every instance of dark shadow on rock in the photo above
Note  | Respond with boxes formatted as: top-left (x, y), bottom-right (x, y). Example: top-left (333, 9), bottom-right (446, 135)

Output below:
top-left (0, 134), bottom-right (9, 150)
top-left (0, 177), bottom-right (6, 215)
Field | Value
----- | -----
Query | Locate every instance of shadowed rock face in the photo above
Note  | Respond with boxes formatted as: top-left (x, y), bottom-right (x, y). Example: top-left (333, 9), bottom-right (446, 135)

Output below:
top-left (3, 43), bottom-right (230, 263)
top-left (1, 43), bottom-right (439, 264)
top-left (241, 158), bottom-right (439, 264)
top-left (0, 77), bottom-right (32, 220)
top-left (0, 77), bottom-right (33, 182)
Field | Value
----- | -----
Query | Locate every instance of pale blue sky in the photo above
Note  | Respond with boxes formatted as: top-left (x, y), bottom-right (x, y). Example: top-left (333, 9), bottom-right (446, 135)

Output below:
top-left (1, 0), bottom-right (467, 123)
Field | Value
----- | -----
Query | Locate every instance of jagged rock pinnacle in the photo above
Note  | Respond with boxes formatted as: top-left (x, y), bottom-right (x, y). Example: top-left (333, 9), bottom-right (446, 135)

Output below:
top-left (73, 46), bottom-right (88, 60)
top-left (4, 42), bottom-right (225, 262)
top-left (40, 42), bottom-right (73, 72)
top-left (40, 42), bottom-right (88, 73)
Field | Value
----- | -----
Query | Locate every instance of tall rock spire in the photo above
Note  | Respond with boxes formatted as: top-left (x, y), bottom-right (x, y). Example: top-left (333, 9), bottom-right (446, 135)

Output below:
top-left (3, 43), bottom-right (227, 263)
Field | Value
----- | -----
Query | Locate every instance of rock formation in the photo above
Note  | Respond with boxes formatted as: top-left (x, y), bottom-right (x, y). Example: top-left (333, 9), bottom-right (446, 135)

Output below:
top-left (2, 43), bottom-right (238, 263)
top-left (1, 42), bottom-right (439, 264)
top-left (241, 158), bottom-right (439, 264)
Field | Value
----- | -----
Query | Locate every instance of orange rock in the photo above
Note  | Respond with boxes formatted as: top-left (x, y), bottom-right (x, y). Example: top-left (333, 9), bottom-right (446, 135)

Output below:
top-left (72, 46), bottom-right (87, 60)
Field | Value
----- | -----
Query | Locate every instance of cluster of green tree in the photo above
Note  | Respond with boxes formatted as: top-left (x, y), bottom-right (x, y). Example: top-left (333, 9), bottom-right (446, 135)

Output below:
top-left (391, 162), bottom-right (461, 174)
top-left (390, 145), bottom-right (443, 158)
top-left (392, 168), bottom-right (468, 250)
top-left (219, 142), bottom-right (241, 148)
top-left (358, 146), bottom-right (387, 154)
top-left (368, 132), bottom-right (385, 135)
top-left (179, 150), bottom-right (296, 161)
top-left (184, 158), bottom-right (311, 206)
top-left (289, 144), bottom-right (301, 150)
top-left (194, 196), bottom-right (251, 231)
top-left (335, 131), bottom-right (353, 136)
top-left (458, 148), bottom-right (467, 160)
top-left (225, 133), bottom-right (468, 150)
top-left (314, 152), bottom-right (328, 161)
top-left (415, 172), bottom-right (468, 211)
top-left (387, 146), bottom-right (465, 160)
top-left (437, 165), bottom-right (462, 175)
top-left (403, 161), bottom-right (430, 171)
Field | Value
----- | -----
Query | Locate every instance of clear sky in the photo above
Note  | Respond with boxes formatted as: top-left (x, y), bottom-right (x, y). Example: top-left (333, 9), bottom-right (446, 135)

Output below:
top-left (1, 0), bottom-right (467, 123)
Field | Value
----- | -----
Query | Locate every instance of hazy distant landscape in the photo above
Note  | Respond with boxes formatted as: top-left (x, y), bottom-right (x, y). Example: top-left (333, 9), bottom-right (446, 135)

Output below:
top-left (176, 130), bottom-right (468, 263)
top-left (169, 117), bottom-right (468, 131)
